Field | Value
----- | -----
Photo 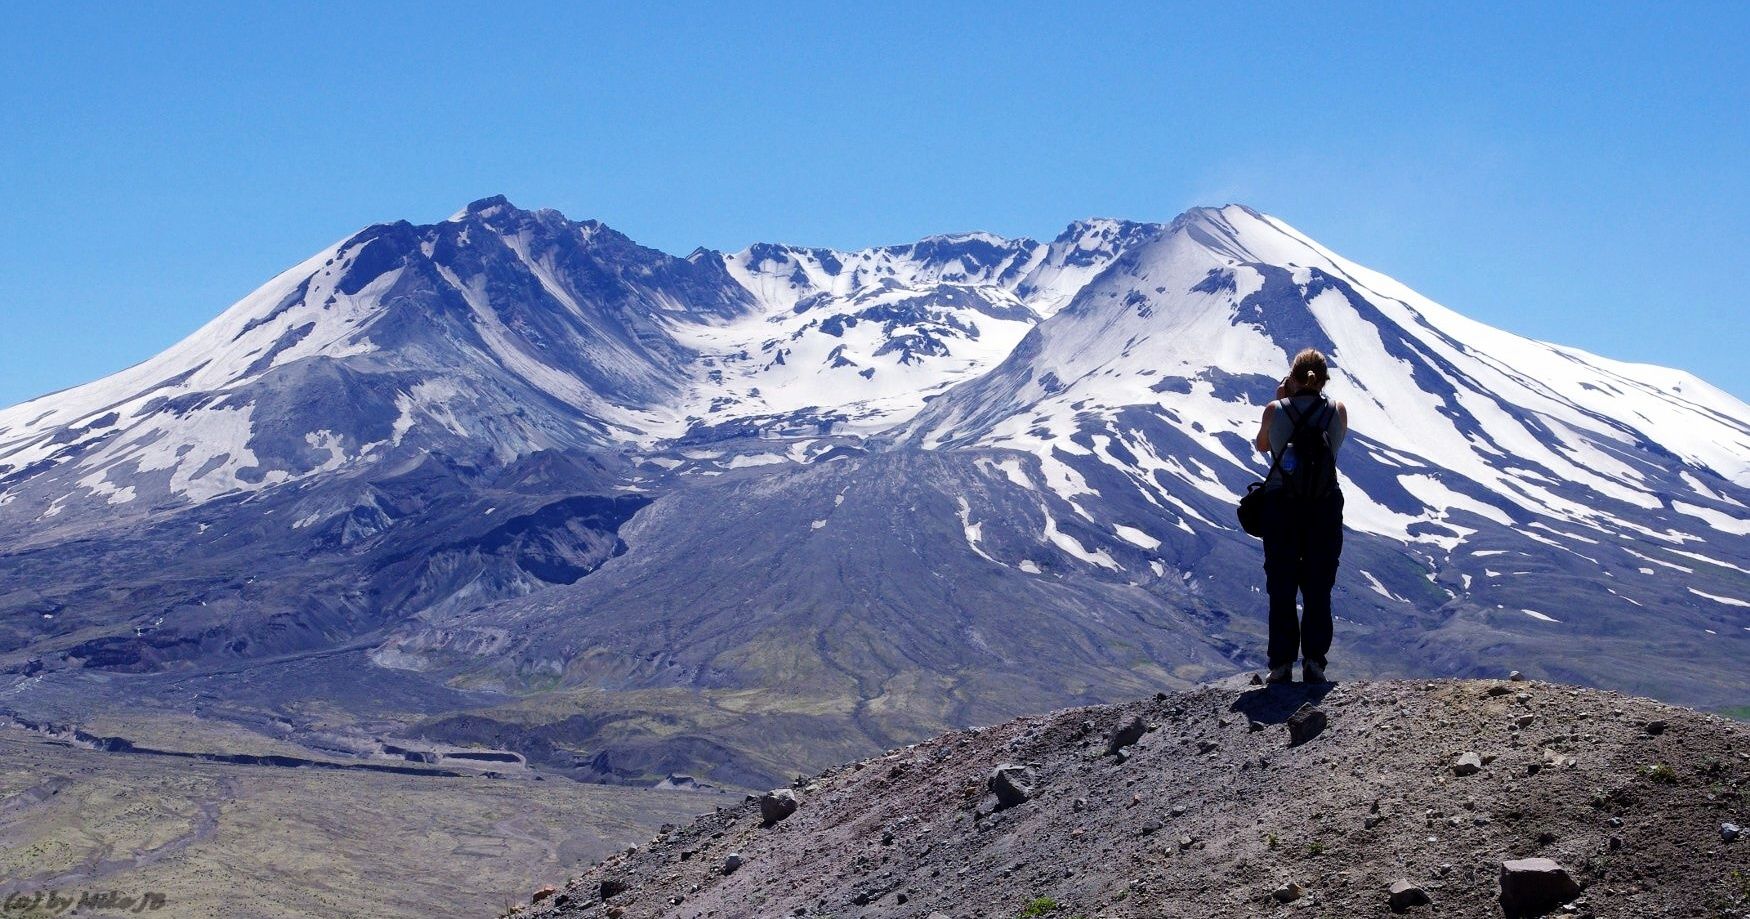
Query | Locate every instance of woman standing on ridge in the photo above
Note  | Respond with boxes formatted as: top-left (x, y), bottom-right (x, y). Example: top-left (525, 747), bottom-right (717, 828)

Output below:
top-left (1254, 348), bottom-right (1349, 684)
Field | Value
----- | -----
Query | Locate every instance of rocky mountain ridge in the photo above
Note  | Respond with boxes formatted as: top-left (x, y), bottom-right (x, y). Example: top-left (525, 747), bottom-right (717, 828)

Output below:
top-left (509, 677), bottom-right (1750, 919)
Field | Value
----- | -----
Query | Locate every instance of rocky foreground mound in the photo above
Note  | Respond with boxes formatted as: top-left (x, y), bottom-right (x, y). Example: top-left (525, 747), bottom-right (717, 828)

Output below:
top-left (508, 679), bottom-right (1749, 918)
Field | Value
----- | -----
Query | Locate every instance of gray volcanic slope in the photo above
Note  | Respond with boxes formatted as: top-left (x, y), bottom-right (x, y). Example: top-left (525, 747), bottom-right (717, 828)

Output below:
top-left (512, 678), bottom-right (1750, 919)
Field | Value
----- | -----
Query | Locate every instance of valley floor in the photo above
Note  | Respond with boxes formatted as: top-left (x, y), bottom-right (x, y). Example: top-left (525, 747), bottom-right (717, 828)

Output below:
top-left (0, 728), bottom-right (712, 919)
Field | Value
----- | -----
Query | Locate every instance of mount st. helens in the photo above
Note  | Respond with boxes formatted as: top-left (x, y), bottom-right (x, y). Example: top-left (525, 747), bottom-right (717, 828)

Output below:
top-left (0, 198), bottom-right (1745, 791)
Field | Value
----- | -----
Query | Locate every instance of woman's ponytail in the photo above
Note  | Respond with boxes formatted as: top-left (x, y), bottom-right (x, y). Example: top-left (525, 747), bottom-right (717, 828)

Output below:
top-left (1289, 348), bottom-right (1330, 393)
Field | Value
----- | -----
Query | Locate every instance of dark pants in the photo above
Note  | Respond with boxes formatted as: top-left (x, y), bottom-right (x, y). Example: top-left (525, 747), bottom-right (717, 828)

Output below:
top-left (1261, 489), bottom-right (1344, 669)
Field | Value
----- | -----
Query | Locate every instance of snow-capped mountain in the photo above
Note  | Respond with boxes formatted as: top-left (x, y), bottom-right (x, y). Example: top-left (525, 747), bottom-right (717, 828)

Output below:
top-left (0, 202), bottom-right (1154, 525)
top-left (2, 197), bottom-right (1745, 787)
top-left (903, 205), bottom-right (1750, 554)
top-left (0, 200), bottom-right (737, 530)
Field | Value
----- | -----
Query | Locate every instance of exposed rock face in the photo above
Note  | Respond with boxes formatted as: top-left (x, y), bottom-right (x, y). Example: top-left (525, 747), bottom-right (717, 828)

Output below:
top-left (515, 679), bottom-right (1750, 918)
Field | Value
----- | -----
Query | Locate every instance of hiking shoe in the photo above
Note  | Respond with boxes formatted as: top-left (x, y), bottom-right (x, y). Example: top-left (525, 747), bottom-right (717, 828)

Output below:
top-left (1265, 664), bottom-right (1294, 684)
top-left (1302, 660), bottom-right (1327, 684)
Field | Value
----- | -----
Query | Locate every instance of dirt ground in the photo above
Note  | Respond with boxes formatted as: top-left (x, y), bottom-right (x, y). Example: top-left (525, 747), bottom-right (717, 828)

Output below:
top-left (512, 676), bottom-right (1750, 919)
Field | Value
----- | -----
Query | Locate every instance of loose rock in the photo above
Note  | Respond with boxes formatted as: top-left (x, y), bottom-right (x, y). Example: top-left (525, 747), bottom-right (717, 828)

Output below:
top-left (1645, 719), bottom-right (1668, 736)
top-left (1451, 752), bottom-right (1483, 776)
top-left (1287, 704), bottom-right (1327, 746)
top-left (721, 853), bottom-right (742, 875)
top-left (1388, 879), bottom-right (1431, 911)
top-left (1272, 881), bottom-right (1304, 902)
top-left (1499, 857), bottom-right (1581, 917)
top-left (760, 788), bottom-right (799, 825)
top-left (1723, 822), bottom-right (1741, 842)
top-left (1108, 715), bottom-right (1147, 755)
top-left (988, 764), bottom-right (1034, 809)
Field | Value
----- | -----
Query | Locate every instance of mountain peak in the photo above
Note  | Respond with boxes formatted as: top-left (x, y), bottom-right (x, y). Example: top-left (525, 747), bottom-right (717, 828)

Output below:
top-left (447, 194), bottom-right (520, 222)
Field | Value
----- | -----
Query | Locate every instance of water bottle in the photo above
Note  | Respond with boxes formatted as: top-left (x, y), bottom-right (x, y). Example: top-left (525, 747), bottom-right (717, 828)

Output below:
top-left (1281, 445), bottom-right (1298, 475)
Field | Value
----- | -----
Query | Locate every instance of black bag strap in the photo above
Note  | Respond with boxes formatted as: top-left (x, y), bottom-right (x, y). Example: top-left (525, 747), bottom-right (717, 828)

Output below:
top-left (1281, 394), bottom-right (1332, 434)
top-left (1257, 395), bottom-right (1325, 484)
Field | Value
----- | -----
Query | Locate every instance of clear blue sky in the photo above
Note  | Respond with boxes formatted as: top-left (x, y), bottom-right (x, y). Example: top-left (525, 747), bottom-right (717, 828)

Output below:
top-left (3, 2), bottom-right (1746, 405)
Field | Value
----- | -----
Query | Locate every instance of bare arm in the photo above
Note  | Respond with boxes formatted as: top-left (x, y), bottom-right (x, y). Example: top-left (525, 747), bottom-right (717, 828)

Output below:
top-left (1255, 402), bottom-right (1276, 453)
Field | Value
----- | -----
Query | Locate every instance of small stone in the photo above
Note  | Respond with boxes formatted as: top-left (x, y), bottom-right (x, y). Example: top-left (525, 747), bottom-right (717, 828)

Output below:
top-left (1486, 684), bottom-right (1512, 697)
top-left (988, 764), bottom-right (1034, 809)
top-left (1072, 797), bottom-right (1086, 812)
top-left (1272, 881), bottom-right (1304, 902)
top-left (1250, 672), bottom-right (1264, 686)
top-left (759, 788), bottom-right (799, 825)
top-left (1509, 670), bottom-right (1526, 681)
top-left (1644, 719), bottom-right (1667, 736)
top-left (1140, 819), bottom-right (1163, 836)
top-left (1499, 857), bottom-right (1581, 916)
top-left (1197, 739), bottom-right (1219, 755)
top-left (600, 877), bottom-right (630, 900)
top-left (1388, 879), bottom-right (1431, 911)
top-left (1607, 835), bottom-right (1622, 851)
top-left (1724, 822), bottom-right (1742, 842)
top-left (1451, 752), bottom-right (1483, 776)
top-left (530, 885), bottom-right (558, 903)
top-left (1248, 719), bottom-right (1265, 732)
top-left (1108, 716), bottom-right (1148, 754)
top-left (721, 853), bottom-right (743, 874)
top-left (1286, 704), bottom-right (1327, 746)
